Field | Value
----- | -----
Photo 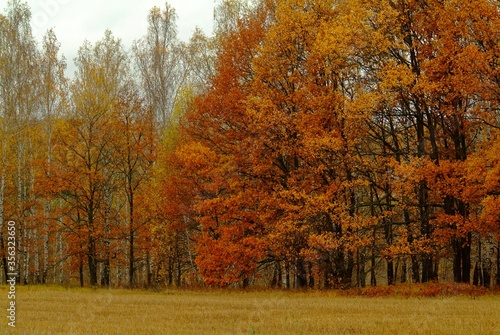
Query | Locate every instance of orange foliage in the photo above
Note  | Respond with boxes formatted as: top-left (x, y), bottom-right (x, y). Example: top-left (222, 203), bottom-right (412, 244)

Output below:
top-left (166, 0), bottom-right (500, 288)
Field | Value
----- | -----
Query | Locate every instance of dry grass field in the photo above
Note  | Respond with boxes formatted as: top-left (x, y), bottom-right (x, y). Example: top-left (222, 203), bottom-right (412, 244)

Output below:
top-left (0, 285), bottom-right (499, 335)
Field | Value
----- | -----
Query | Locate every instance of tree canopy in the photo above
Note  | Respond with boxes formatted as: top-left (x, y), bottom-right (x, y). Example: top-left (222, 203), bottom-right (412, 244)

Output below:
top-left (1, 0), bottom-right (500, 289)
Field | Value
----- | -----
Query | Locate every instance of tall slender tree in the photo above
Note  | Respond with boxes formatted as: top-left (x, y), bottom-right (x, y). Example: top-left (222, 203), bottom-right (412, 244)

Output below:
top-left (133, 3), bottom-right (187, 128)
top-left (52, 31), bottom-right (129, 286)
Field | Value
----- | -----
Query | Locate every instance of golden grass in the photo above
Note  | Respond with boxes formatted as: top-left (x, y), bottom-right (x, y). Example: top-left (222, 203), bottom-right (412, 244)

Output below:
top-left (0, 285), bottom-right (499, 335)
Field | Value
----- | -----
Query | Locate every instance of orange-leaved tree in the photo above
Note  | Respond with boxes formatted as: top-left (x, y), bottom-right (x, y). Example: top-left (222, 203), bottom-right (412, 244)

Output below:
top-left (50, 31), bottom-right (129, 287)
top-left (165, 1), bottom-right (270, 287)
top-left (110, 89), bottom-right (157, 287)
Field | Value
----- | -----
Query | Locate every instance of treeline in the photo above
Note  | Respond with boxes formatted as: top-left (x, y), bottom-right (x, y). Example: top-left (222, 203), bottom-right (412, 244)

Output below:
top-left (165, 0), bottom-right (500, 289)
top-left (1, 0), bottom-right (500, 289)
top-left (0, 0), bottom-right (212, 288)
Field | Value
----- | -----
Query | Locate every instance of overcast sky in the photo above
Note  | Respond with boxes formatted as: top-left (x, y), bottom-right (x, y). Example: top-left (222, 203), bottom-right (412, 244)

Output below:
top-left (23, 0), bottom-right (215, 76)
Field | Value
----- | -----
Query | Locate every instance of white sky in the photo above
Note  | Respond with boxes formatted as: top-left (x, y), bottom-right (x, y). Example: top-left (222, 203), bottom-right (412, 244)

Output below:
top-left (23, 0), bottom-right (215, 76)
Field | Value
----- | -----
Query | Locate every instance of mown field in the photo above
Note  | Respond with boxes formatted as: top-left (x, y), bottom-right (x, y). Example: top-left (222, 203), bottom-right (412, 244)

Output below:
top-left (0, 285), bottom-right (499, 335)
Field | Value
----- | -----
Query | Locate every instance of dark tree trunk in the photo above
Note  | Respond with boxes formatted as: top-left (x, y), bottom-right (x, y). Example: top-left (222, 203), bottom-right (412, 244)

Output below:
top-left (452, 235), bottom-right (471, 283)
top-left (88, 239), bottom-right (98, 287)
top-left (474, 239), bottom-right (483, 287)
top-left (483, 261), bottom-right (491, 288)
top-left (357, 250), bottom-right (366, 288)
top-left (462, 235), bottom-right (471, 283)
top-left (101, 251), bottom-right (110, 287)
top-left (387, 258), bottom-right (395, 286)
top-left (473, 262), bottom-right (480, 286)
top-left (128, 189), bottom-right (136, 288)
top-left (453, 238), bottom-right (463, 283)
top-left (285, 261), bottom-right (290, 289)
top-left (421, 256), bottom-right (434, 283)
top-left (370, 253), bottom-right (377, 286)
top-left (176, 256), bottom-right (182, 287)
top-left (79, 252), bottom-right (84, 287)
top-left (296, 258), bottom-right (308, 288)
top-left (401, 260), bottom-right (407, 283)
top-left (168, 256), bottom-right (174, 286)
top-left (308, 262), bottom-right (315, 288)
top-left (346, 252), bottom-right (354, 287)
top-left (146, 250), bottom-right (152, 288)
top-left (411, 255), bottom-right (420, 283)
top-left (129, 230), bottom-right (134, 287)
top-left (271, 261), bottom-right (282, 288)
top-left (0, 233), bottom-right (8, 284)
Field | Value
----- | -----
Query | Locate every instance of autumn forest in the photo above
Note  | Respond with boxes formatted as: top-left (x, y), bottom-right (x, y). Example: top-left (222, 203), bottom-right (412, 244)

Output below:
top-left (2, 0), bottom-right (500, 290)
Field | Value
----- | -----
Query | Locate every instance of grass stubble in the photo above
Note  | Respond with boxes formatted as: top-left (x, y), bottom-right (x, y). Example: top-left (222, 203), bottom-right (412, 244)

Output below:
top-left (0, 285), bottom-right (498, 335)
